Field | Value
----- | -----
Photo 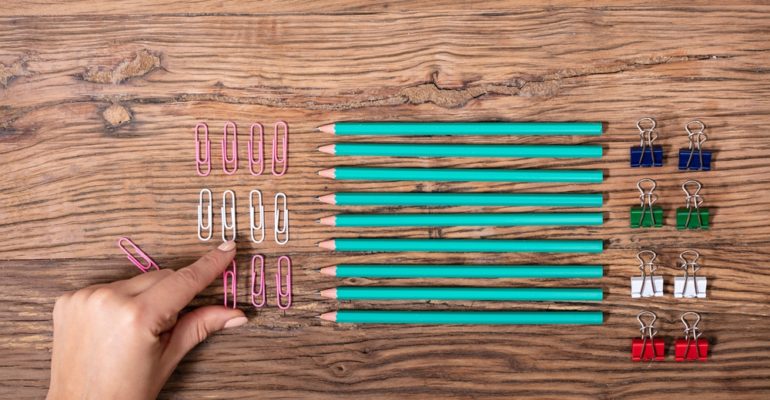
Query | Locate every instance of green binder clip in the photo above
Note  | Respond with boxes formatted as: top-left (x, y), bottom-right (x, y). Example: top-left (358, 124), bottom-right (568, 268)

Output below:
top-left (631, 178), bottom-right (663, 228)
top-left (677, 180), bottom-right (709, 230)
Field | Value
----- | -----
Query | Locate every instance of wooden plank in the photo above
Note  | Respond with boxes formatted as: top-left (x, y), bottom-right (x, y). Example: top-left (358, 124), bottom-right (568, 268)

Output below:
top-left (1, 3), bottom-right (770, 399)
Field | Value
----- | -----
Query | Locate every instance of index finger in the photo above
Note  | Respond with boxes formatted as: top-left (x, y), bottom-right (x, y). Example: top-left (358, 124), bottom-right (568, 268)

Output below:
top-left (140, 241), bottom-right (237, 315)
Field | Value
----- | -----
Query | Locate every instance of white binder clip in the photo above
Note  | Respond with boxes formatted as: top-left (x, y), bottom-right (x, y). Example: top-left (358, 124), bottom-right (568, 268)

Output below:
top-left (674, 250), bottom-right (707, 298)
top-left (631, 250), bottom-right (663, 298)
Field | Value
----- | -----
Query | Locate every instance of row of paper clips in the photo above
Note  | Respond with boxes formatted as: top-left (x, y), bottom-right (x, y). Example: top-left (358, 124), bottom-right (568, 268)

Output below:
top-left (223, 255), bottom-right (292, 310)
top-left (195, 121), bottom-right (289, 176)
top-left (631, 249), bottom-right (707, 299)
top-left (198, 189), bottom-right (289, 244)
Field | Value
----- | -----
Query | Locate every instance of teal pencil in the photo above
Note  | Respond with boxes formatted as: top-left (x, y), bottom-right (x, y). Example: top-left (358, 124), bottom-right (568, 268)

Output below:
top-left (319, 143), bottom-right (603, 158)
top-left (319, 192), bottom-right (603, 207)
top-left (318, 122), bottom-right (603, 136)
top-left (319, 167), bottom-right (603, 183)
top-left (321, 264), bottom-right (604, 279)
top-left (320, 213), bottom-right (603, 227)
top-left (321, 310), bottom-right (604, 325)
top-left (322, 287), bottom-right (603, 302)
top-left (319, 239), bottom-right (603, 253)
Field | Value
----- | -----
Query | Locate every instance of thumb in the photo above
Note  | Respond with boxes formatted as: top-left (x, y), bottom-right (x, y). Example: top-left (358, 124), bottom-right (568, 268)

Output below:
top-left (162, 306), bottom-right (246, 367)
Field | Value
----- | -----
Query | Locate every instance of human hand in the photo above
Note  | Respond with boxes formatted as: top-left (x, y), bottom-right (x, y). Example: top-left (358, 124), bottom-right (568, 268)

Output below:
top-left (47, 241), bottom-right (247, 400)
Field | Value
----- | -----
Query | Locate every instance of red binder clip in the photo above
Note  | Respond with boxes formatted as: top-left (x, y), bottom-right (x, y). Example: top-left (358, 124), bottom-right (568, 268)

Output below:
top-left (675, 312), bottom-right (709, 361)
top-left (632, 311), bottom-right (665, 361)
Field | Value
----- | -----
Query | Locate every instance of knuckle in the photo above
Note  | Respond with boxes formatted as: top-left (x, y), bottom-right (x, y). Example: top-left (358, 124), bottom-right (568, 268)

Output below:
top-left (193, 319), bottom-right (211, 344)
top-left (89, 287), bottom-right (119, 306)
top-left (118, 302), bottom-right (146, 328)
top-left (52, 293), bottom-right (72, 317)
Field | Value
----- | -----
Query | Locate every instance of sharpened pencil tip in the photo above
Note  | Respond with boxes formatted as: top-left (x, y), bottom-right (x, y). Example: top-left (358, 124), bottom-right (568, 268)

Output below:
top-left (318, 194), bottom-right (336, 205)
top-left (318, 240), bottom-right (336, 250)
top-left (318, 124), bottom-right (335, 134)
top-left (319, 266), bottom-right (336, 276)
top-left (318, 144), bottom-right (335, 155)
top-left (318, 168), bottom-right (335, 179)
top-left (319, 288), bottom-right (337, 299)
top-left (319, 216), bottom-right (336, 226)
top-left (319, 311), bottom-right (337, 322)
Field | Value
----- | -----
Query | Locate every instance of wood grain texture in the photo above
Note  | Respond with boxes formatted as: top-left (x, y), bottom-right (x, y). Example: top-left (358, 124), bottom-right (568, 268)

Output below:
top-left (2, 2), bottom-right (770, 399)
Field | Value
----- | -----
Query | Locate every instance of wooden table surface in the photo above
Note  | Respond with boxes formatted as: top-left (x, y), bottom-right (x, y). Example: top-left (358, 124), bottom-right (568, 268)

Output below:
top-left (2, 2), bottom-right (770, 399)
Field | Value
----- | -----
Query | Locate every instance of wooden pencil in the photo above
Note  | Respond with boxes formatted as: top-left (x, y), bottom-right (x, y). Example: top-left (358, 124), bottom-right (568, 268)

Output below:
top-left (319, 212), bottom-right (603, 227)
top-left (318, 167), bottom-right (603, 183)
top-left (320, 310), bottom-right (604, 325)
top-left (318, 192), bottom-right (603, 207)
top-left (317, 122), bottom-right (603, 136)
top-left (318, 143), bottom-right (602, 158)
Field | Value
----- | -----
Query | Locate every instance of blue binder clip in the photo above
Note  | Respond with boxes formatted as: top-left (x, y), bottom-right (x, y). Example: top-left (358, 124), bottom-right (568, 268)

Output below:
top-left (630, 117), bottom-right (662, 167)
top-left (679, 120), bottom-right (711, 171)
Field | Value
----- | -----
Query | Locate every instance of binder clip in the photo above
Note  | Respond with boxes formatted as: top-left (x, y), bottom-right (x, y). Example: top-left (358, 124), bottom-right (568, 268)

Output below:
top-left (632, 311), bottom-right (665, 361)
top-left (677, 180), bottom-right (709, 230)
top-left (222, 121), bottom-right (238, 175)
top-left (630, 178), bottom-right (663, 228)
top-left (675, 312), bottom-right (709, 361)
top-left (117, 237), bottom-right (159, 273)
top-left (274, 192), bottom-right (289, 245)
top-left (678, 120), bottom-right (711, 171)
top-left (250, 255), bottom-right (266, 308)
top-left (631, 250), bottom-right (663, 298)
top-left (249, 189), bottom-right (265, 244)
top-left (221, 189), bottom-right (237, 241)
top-left (276, 255), bottom-right (292, 310)
top-left (194, 122), bottom-right (211, 177)
top-left (223, 260), bottom-right (237, 309)
top-left (272, 121), bottom-right (288, 176)
top-left (630, 117), bottom-right (662, 167)
top-left (197, 188), bottom-right (213, 241)
top-left (674, 250), bottom-right (707, 298)
top-left (248, 123), bottom-right (264, 176)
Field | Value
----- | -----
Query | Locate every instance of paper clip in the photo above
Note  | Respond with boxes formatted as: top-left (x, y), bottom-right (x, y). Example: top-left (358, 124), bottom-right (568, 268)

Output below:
top-left (276, 255), bottom-right (292, 309)
top-left (197, 188), bottom-right (213, 241)
top-left (274, 192), bottom-right (289, 245)
top-left (194, 122), bottom-right (211, 177)
top-left (679, 120), bottom-right (712, 171)
top-left (675, 250), bottom-right (707, 298)
top-left (117, 237), bottom-right (159, 273)
top-left (223, 260), bottom-right (237, 309)
top-left (675, 312), bottom-right (709, 361)
top-left (631, 250), bottom-right (663, 298)
top-left (631, 311), bottom-right (665, 362)
top-left (221, 190), bottom-right (237, 241)
top-left (630, 117), bottom-right (663, 167)
top-left (677, 180), bottom-right (709, 230)
top-left (222, 121), bottom-right (238, 175)
top-left (249, 189), bottom-right (265, 244)
top-left (630, 178), bottom-right (663, 228)
top-left (272, 121), bottom-right (288, 176)
top-left (248, 122), bottom-right (265, 176)
top-left (250, 255), bottom-right (266, 308)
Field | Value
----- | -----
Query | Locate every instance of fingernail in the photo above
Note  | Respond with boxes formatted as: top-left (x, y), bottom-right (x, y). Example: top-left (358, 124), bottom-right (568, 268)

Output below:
top-left (218, 241), bottom-right (236, 251)
top-left (223, 316), bottom-right (248, 329)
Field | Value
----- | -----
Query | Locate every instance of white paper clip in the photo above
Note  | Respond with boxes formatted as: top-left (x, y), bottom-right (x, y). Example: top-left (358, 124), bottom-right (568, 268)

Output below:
top-left (221, 190), bottom-right (237, 241)
top-left (249, 189), bottom-right (265, 244)
top-left (274, 192), bottom-right (289, 245)
top-left (674, 250), bottom-right (707, 298)
top-left (631, 250), bottom-right (663, 298)
top-left (197, 189), bottom-right (213, 241)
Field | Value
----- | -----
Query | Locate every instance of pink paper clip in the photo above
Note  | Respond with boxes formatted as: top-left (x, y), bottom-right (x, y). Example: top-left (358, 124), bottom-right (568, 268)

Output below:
top-left (222, 121), bottom-right (238, 175)
top-left (194, 122), bottom-right (211, 177)
top-left (117, 237), bottom-right (159, 273)
top-left (272, 121), bottom-right (288, 176)
top-left (223, 260), bottom-right (237, 309)
top-left (275, 255), bottom-right (292, 309)
top-left (250, 255), bottom-right (266, 308)
top-left (248, 123), bottom-right (265, 176)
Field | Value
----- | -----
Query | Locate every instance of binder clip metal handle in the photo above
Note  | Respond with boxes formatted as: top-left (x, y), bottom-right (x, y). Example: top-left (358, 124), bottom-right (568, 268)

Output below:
top-left (675, 250), bottom-right (707, 298)
top-left (676, 311), bottom-right (709, 361)
top-left (194, 122), bottom-right (211, 177)
top-left (222, 121), bottom-right (239, 175)
top-left (250, 255), bottom-right (266, 308)
top-left (631, 250), bottom-right (662, 298)
top-left (632, 311), bottom-right (664, 361)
